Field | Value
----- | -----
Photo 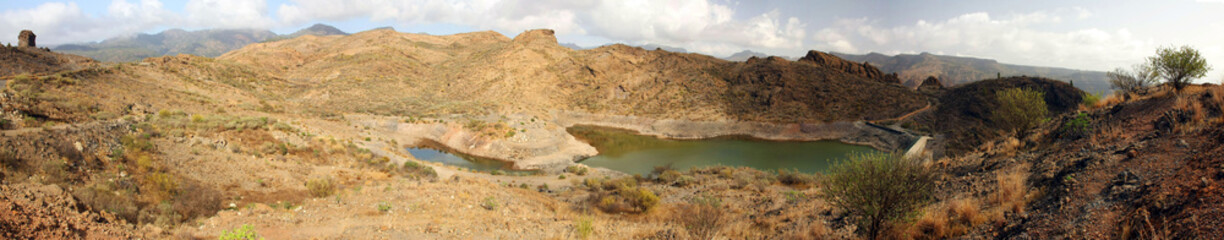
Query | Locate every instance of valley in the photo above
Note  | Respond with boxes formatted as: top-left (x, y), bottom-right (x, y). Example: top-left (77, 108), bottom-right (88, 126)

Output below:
top-left (2, 24), bottom-right (1222, 240)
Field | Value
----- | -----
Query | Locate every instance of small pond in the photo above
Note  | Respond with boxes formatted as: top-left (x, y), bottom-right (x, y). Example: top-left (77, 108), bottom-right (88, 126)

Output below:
top-left (568, 125), bottom-right (879, 176)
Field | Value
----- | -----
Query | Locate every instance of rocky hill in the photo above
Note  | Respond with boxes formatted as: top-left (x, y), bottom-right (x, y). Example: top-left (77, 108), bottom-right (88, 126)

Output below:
top-left (219, 28), bottom-right (928, 123)
top-left (833, 52), bottom-right (1112, 94)
top-left (52, 24), bottom-right (348, 62)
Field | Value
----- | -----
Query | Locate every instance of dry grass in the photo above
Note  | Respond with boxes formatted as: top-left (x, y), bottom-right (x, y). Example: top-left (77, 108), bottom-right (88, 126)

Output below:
top-left (906, 197), bottom-right (987, 240)
top-left (989, 170), bottom-right (1028, 214)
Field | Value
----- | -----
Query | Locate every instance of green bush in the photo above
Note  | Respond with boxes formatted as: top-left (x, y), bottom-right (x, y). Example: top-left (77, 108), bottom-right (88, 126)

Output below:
top-left (1059, 113), bottom-right (1092, 139)
top-left (820, 152), bottom-right (935, 240)
top-left (218, 224), bottom-right (262, 240)
top-left (992, 88), bottom-right (1049, 134)
top-left (377, 201), bottom-right (392, 213)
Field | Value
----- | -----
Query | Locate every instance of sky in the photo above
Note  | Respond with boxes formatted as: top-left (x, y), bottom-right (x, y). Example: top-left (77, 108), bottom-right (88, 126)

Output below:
top-left (2, 0), bottom-right (1223, 82)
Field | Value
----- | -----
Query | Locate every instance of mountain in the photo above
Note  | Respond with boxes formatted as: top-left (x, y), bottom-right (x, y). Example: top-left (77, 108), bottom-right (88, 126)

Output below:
top-left (832, 52), bottom-right (1112, 94)
top-left (285, 23), bottom-right (348, 38)
top-left (559, 42), bottom-right (586, 50)
top-left (216, 28), bottom-right (926, 123)
top-left (635, 44), bottom-right (687, 53)
top-left (51, 24), bottom-right (348, 62)
top-left (724, 50), bottom-right (769, 61)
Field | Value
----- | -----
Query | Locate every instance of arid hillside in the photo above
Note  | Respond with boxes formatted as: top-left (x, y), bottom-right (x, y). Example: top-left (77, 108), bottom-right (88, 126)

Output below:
top-left (7, 27), bottom-right (1220, 239)
top-left (219, 28), bottom-right (928, 122)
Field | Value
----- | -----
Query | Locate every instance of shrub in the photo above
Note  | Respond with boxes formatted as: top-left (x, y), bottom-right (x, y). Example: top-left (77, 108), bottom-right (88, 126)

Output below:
top-left (989, 171), bottom-right (1028, 214)
top-left (575, 217), bottom-right (594, 239)
top-left (677, 195), bottom-right (727, 239)
top-left (1059, 113), bottom-right (1092, 140)
top-left (1108, 64), bottom-right (1158, 99)
top-left (992, 88), bottom-right (1049, 134)
top-left (305, 178), bottom-right (335, 198)
top-left (777, 168), bottom-right (816, 186)
top-left (587, 177), bottom-right (659, 213)
top-left (566, 165), bottom-right (589, 176)
top-left (401, 161), bottom-right (438, 180)
top-left (377, 201), bottom-right (392, 213)
top-left (1149, 45), bottom-right (1211, 91)
top-left (219, 224), bottom-right (262, 240)
top-left (481, 196), bottom-right (498, 210)
top-left (820, 152), bottom-right (935, 240)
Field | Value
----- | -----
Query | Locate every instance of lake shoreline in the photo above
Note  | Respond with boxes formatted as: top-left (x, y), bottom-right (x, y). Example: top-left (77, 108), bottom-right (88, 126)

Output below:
top-left (364, 112), bottom-right (925, 172)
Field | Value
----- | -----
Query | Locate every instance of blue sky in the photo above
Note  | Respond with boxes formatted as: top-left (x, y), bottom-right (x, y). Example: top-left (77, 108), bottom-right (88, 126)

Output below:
top-left (2, 0), bottom-right (1223, 82)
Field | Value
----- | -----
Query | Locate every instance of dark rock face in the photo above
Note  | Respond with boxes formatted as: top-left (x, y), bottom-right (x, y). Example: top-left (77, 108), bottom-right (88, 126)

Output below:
top-left (798, 50), bottom-right (900, 84)
top-left (18, 30), bottom-right (35, 47)
top-left (918, 76), bottom-right (945, 92)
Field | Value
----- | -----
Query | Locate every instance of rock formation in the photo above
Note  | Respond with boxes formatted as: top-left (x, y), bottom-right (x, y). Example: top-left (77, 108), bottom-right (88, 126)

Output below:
top-left (918, 76), bottom-right (945, 92)
top-left (512, 29), bottom-right (557, 46)
top-left (798, 50), bottom-right (900, 84)
top-left (18, 30), bottom-right (35, 47)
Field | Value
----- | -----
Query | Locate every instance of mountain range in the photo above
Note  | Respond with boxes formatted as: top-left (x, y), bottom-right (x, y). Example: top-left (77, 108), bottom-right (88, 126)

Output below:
top-left (832, 52), bottom-right (1111, 94)
top-left (51, 23), bottom-right (348, 62)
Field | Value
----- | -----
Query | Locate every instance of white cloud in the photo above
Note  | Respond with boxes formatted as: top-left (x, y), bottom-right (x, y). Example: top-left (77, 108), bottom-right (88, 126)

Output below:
top-left (810, 10), bottom-right (1153, 71)
top-left (273, 0), bottom-right (806, 56)
top-left (186, 0), bottom-right (275, 29)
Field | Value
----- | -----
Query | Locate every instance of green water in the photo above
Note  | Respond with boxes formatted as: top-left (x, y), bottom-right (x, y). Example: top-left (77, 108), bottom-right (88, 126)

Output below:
top-left (568, 126), bottom-right (879, 176)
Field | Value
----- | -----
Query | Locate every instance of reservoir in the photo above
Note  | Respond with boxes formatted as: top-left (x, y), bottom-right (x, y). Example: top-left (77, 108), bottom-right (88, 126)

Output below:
top-left (568, 126), bottom-right (879, 176)
top-left (405, 126), bottom-right (880, 176)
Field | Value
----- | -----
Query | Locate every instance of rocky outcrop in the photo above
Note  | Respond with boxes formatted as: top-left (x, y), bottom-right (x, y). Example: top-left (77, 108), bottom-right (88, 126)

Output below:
top-left (512, 29), bottom-right (557, 46)
top-left (799, 50), bottom-right (900, 84)
top-left (18, 30), bottom-right (35, 47)
top-left (918, 76), bottom-right (945, 92)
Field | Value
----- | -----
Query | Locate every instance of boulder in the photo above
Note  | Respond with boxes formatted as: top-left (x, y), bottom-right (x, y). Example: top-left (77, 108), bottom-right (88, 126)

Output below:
top-left (18, 30), bottom-right (35, 47)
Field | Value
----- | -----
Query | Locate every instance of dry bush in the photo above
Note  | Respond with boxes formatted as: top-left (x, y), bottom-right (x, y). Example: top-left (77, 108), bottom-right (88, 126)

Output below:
top-left (173, 179), bottom-right (222, 221)
top-left (584, 177), bottom-right (660, 214)
top-left (908, 197), bottom-right (986, 240)
top-left (777, 168), bottom-right (816, 186)
top-left (989, 171), bottom-right (1028, 214)
top-left (305, 177), bottom-right (336, 198)
top-left (675, 195), bottom-right (728, 239)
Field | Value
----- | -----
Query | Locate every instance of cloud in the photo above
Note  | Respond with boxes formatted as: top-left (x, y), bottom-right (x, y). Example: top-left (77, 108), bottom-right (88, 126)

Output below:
top-left (810, 10), bottom-right (1153, 71)
top-left (274, 0), bottom-right (807, 56)
top-left (185, 0), bottom-right (275, 29)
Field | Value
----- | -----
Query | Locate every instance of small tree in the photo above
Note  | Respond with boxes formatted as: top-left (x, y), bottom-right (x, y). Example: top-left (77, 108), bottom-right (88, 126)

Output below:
top-left (1107, 63), bottom-right (1159, 100)
top-left (820, 152), bottom-right (935, 240)
top-left (1148, 45), bottom-right (1211, 91)
top-left (993, 88), bottom-right (1049, 134)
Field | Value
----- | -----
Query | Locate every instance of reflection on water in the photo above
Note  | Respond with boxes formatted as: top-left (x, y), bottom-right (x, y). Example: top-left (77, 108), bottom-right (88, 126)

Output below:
top-left (406, 147), bottom-right (534, 174)
top-left (568, 125), bottom-right (879, 176)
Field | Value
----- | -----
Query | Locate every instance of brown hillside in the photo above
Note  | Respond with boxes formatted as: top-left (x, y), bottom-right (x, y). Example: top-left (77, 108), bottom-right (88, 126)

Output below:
top-left (218, 29), bottom-right (927, 122)
top-left (908, 76), bottom-right (1085, 156)
top-left (0, 46), bottom-right (95, 77)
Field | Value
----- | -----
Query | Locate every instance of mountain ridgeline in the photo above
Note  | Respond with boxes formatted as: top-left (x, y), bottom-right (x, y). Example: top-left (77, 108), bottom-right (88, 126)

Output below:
top-left (832, 52), bottom-right (1111, 94)
top-left (52, 24), bottom-right (348, 62)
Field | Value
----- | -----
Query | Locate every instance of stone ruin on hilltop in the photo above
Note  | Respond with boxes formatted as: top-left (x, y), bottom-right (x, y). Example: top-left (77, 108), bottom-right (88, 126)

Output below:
top-left (18, 30), bottom-right (35, 47)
